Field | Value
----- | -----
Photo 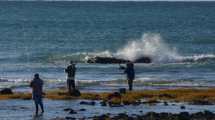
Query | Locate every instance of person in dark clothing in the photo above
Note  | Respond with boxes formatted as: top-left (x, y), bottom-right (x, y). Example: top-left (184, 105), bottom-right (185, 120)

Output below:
top-left (30, 73), bottom-right (44, 116)
top-left (124, 62), bottom-right (135, 91)
top-left (65, 61), bottom-right (76, 94)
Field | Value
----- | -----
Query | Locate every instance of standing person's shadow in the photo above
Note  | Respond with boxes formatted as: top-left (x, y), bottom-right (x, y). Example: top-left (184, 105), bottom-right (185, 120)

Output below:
top-left (32, 113), bottom-right (44, 120)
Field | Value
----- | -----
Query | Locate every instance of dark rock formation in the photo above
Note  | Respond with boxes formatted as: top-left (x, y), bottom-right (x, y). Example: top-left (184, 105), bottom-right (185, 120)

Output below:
top-left (63, 108), bottom-right (77, 114)
top-left (79, 108), bottom-right (86, 111)
top-left (100, 101), bottom-right (107, 106)
top-left (164, 101), bottom-right (169, 106)
top-left (92, 114), bottom-right (109, 120)
top-left (69, 109), bottom-right (77, 114)
top-left (80, 101), bottom-right (96, 106)
top-left (134, 56), bottom-right (151, 63)
top-left (87, 56), bottom-right (130, 64)
top-left (65, 116), bottom-right (76, 120)
top-left (180, 105), bottom-right (186, 109)
top-left (112, 113), bottom-right (132, 120)
top-left (64, 108), bottom-right (72, 111)
top-left (178, 112), bottom-right (190, 120)
top-left (87, 56), bottom-right (152, 64)
top-left (0, 88), bottom-right (13, 95)
top-left (92, 111), bottom-right (215, 120)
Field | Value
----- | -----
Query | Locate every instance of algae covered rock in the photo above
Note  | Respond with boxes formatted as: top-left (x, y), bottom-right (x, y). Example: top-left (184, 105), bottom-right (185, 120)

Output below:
top-left (0, 88), bottom-right (13, 95)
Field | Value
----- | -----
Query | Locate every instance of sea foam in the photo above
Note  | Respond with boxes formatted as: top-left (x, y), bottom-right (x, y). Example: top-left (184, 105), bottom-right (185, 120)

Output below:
top-left (50, 33), bottom-right (215, 64)
top-left (116, 33), bottom-right (180, 63)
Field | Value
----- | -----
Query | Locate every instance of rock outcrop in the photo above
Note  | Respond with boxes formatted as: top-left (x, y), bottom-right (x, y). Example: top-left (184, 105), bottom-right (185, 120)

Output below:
top-left (0, 88), bottom-right (13, 95)
top-left (87, 56), bottom-right (152, 64)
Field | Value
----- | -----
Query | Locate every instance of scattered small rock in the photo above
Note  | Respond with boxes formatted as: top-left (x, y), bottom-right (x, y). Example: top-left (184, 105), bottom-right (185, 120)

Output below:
top-left (164, 101), bottom-right (168, 106)
top-left (64, 108), bottom-right (73, 111)
top-left (79, 108), bottom-right (86, 111)
top-left (65, 116), bottom-right (76, 120)
top-left (203, 110), bottom-right (214, 119)
top-left (0, 88), bottom-right (13, 95)
top-left (93, 114), bottom-right (109, 120)
top-left (178, 112), bottom-right (190, 120)
top-left (19, 106), bottom-right (28, 110)
top-left (112, 113), bottom-right (129, 120)
top-left (80, 101), bottom-right (96, 106)
top-left (100, 101), bottom-right (107, 106)
top-left (63, 108), bottom-right (77, 114)
top-left (132, 101), bottom-right (141, 106)
top-left (180, 105), bottom-right (186, 109)
top-left (92, 111), bottom-right (215, 120)
top-left (69, 109), bottom-right (77, 114)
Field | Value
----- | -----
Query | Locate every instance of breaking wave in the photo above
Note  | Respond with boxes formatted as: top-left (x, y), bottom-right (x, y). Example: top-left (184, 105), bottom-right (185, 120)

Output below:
top-left (116, 33), bottom-right (180, 63)
top-left (179, 54), bottom-right (215, 63)
top-left (47, 33), bottom-right (215, 64)
top-left (115, 33), bottom-right (215, 63)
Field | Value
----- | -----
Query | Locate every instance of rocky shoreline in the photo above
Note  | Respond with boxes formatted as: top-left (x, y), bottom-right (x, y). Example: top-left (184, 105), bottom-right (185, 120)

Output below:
top-left (92, 111), bottom-right (215, 120)
top-left (48, 98), bottom-right (215, 120)
top-left (51, 110), bottom-right (215, 120)
top-left (1, 88), bottom-right (215, 120)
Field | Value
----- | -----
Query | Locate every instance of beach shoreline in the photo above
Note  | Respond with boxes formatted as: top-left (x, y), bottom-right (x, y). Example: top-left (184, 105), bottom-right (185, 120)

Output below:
top-left (1, 88), bottom-right (215, 120)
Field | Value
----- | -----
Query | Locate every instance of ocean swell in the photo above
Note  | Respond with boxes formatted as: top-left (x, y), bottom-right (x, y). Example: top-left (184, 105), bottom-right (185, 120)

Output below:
top-left (35, 33), bottom-right (215, 64)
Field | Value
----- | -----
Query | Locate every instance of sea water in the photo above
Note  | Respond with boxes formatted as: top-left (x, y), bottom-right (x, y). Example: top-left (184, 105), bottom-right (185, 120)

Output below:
top-left (0, 1), bottom-right (215, 91)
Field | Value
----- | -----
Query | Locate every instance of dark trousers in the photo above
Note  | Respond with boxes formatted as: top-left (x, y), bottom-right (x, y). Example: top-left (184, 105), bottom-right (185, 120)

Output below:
top-left (128, 79), bottom-right (133, 91)
top-left (34, 97), bottom-right (44, 115)
top-left (67, 79), bottom-right (75, 94)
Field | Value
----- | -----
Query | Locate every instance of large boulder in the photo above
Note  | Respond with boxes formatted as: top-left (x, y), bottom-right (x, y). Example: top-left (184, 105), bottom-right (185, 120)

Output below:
top-left (87, 56), bottom-right (152, 64)
top-left (134, 56), bottom-right (151, 63)
top-left (87, 56), bottom-right (130, 64)
top-left (80, 101), bottom-right (96, 106)
top-left (0, 88), bottom-right (13, 95)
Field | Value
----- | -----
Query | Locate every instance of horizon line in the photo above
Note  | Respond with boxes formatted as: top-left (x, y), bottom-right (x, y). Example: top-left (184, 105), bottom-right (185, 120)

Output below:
top-left (1, 0), bottom-right (215, 2)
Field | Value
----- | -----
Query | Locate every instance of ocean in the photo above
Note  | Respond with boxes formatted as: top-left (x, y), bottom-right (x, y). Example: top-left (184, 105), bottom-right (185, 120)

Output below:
top-left (0, 1), bottom-right (215, 91)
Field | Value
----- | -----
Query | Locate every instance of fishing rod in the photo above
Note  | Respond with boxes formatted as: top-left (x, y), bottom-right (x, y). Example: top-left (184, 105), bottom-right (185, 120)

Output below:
top-left (48, 60), bottom-right (79, 68)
